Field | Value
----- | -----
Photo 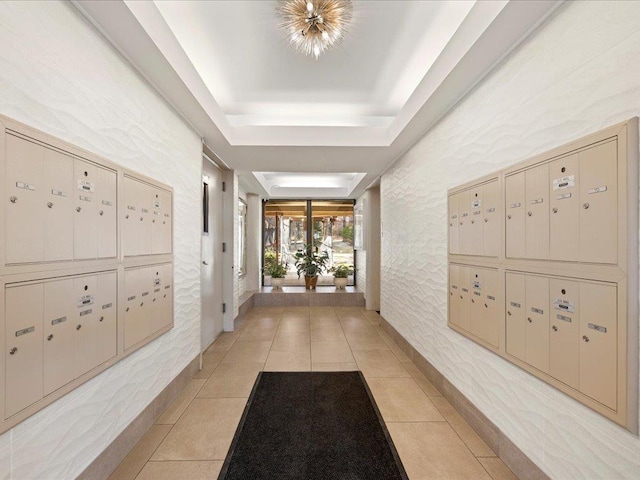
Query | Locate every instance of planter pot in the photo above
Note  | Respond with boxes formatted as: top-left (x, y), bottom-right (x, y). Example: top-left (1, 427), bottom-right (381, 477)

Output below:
top-left (304, 275), bottom-right (318, 290)
top-left (271, 277), bottom-right (284, 289)
top-left (334, 277), bottom-right (348, 289)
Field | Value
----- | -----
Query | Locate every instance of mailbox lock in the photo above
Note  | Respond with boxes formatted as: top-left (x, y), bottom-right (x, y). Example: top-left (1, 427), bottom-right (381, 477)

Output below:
top-left (484, 218), bottom-right (488, 223)
top-left (484, 303), bottom-right (488, 308)
top-left (140, 217), bottom-right (143, 221)
top-left (163, 294), bottom-right (167, 298)
top-left (449, 223), bottom-right (453, 227)
top-left (9, 347), bottom-right (17, 355)
top-left (47, 202), bottom-right (54, 208)
top-left (507, 215), bottom-right (512, 220)
top-left (76, 324), bottom-right (82, 330)
top-left (507, 311), bottom-right (512, 316)
top-left (126, 307), bottom-right (130, 312)
top-left (471, 299), bottom-right (475, 303)
top-left (163, 221), bottom-right (166, 225)
top-left (450, 292), bottom-right (453, 296)
top-left (527, 317), bottom-right (533, 323)
top-left (582, 335), bottom-right (589, 342)
top-left (552, 208), bottom-right (558, 214)
top-left (9, 196), bottom-right (17, 203)
top-left (527, 211), bottom-right (533, 217)
top-left (140, 302), bottom-right (144, 307)
top-left (47, 334), bottom-right (54, 341)
top-left (99, 210), bottom-right (104, 216)
top-left (471, 220), bottom-right (475, 224)
top-left (126, 214), bottom-right (130, 219)
top-left (76, 206), bottom-right (82, 213)
top-left (153, 298), bottom-right (156, 302)
top-left (99, 316), bottom-right (104, 322)
top-left (583, 202), bottom-right (590, 210)
top-left (552, 326), bottom-right (558, 332)
top-left (153, 219), bottom-right (156, 223)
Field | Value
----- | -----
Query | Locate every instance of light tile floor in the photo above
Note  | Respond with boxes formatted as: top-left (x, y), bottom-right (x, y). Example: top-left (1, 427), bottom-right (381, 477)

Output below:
top-left (108, 306), bottom-right (518, 480)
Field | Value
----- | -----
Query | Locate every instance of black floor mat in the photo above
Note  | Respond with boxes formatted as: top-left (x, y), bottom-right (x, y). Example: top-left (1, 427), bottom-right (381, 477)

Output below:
top-left (219, 371), bottom-right (408, 480)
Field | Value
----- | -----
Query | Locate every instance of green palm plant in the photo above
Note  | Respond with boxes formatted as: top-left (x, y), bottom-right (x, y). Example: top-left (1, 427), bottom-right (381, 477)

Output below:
top-left (294, 244), bottom-right (329, 279)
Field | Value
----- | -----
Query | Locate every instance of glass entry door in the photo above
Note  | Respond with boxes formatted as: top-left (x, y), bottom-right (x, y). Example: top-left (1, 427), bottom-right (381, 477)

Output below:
top-left (263, 200), bottom-right (355, 286)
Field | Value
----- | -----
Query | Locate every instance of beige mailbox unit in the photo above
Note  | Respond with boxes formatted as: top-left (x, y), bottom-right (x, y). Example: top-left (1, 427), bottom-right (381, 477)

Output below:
top-left (447, 119), bottom-right (638, 432)
top-left (0, 115), bottom-right (175, 433)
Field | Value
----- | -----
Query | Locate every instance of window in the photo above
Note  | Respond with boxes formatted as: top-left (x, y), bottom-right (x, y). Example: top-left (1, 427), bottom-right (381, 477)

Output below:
top-left (238, 199), bottom-right (247, 275)
top-left (202, 179), bottom-right (209, 234)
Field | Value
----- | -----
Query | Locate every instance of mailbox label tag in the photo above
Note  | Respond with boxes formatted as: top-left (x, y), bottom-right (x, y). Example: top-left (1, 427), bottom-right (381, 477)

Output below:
top-left (78, 295), bottom-right (94, 307)
top-left (553, 298), bottom-right (575, 313)
top-left (531, 307), bottom-right (544, 315)
top-left (553, 175), bottom-right (575, 191)
top-left (510, 301), bottom-right (521, 308)
top-left (79, 195), bottom-right (92, 202)
top-left (128, 295), bottom-right (136, 301)
top-left (51, 189), bottom-right (67, 197)
top-left (80, 309), bottom-right (92, 317)
top-left (530, 198), bottom-right (544, 205)
top-left (487, 207), bottom-right (496, 213)
top-left (51, 316), bottom-right (67, 326)
top-left (556, 314), bottom-right (572, 323)
top-left (127, 205), bottom-right (136, 211)
top-left (77, 180), bottom-right (94, 192)
top-left (102, 303), bottom-right (113, 310)
top-left (510, 202), bottom-right (521, 208)
top-left (102, 200), bottom-right (112, 206)
top-left (556, 193), bottom-right (572, 200)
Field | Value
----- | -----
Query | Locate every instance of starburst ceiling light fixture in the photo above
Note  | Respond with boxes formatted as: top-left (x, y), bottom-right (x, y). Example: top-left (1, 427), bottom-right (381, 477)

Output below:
top-left (277, 0), bottom-right (353, 59)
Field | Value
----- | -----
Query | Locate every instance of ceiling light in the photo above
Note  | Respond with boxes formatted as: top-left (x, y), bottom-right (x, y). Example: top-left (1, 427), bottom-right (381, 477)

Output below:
top-left (277, 0), bottom-right (353, 59)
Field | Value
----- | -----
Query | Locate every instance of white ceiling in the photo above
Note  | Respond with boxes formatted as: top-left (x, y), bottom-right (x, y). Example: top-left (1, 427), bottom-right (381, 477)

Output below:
top-left (72, 0), bottom-right (561, 198)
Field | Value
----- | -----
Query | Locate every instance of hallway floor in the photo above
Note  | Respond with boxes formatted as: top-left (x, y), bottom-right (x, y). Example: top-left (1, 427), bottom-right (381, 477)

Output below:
top-left (108, 306), bottom-right (518, 480)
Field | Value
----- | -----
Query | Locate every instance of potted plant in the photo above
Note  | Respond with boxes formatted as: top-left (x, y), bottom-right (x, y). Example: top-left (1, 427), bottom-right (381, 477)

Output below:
top-left (264, 263), bottom-right (287, 289)
top-left (294, 244), bottom-right (329, 289)
top-left (329, 263), bottom-right (353, 289)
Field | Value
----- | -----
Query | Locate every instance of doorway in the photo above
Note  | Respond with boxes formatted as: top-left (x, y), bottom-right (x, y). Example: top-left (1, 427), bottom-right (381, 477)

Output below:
top-left (201, 157), bottom-right (223, 351)
top-left (263, 199), bottom-right (355, 286)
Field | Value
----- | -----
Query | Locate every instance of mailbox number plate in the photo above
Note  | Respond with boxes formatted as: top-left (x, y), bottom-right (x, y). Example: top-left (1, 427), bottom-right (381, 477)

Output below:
top-left (16, 182), bottom-right (35, 191)
top-left (587, 186), bottom-right (607, 195)
top-left (51, 316), bottom-right (67, 326)
top-left (531, 307), bottom-right (544, 315)
top-left (556, 314), bottom-right (572, 323)
top-left (15, 326), bottom-right (35, 337)
top-left (510, 301), bottom-right (521, 308)
top-left (588, 323), bottom-right (607, 333)
top-left (102, 303), bottom-right (113, 310)
top-left (80, 309), bottom-right (92, 317)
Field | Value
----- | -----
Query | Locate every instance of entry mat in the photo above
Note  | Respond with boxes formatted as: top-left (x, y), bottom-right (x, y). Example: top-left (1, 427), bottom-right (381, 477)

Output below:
top-left (219, 371), bottom-right (408, 480)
